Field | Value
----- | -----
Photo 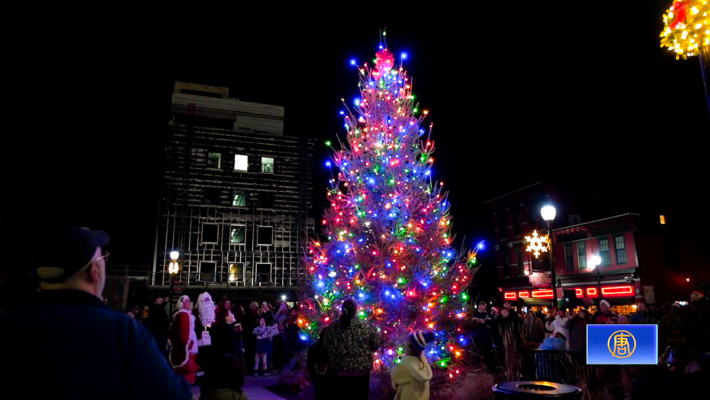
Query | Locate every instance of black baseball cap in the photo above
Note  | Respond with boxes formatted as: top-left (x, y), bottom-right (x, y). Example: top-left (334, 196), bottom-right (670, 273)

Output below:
top-left (33, 225), bottom-right (109, 283)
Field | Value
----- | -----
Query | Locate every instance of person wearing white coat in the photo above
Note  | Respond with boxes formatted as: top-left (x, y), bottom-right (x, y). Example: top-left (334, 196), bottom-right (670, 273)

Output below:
top-left (550, 310), bottom-right (570, 350)
top-left (391, 331), bottom-right (435, 400)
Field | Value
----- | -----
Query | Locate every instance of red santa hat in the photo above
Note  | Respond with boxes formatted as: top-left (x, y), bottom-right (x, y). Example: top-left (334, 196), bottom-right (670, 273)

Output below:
top-left (491, 306), bottom-right (500, 314)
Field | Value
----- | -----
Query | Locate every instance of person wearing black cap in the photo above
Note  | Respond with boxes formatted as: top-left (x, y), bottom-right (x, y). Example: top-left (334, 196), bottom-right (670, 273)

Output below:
top-left (0, 225), bottom-right (192, 400)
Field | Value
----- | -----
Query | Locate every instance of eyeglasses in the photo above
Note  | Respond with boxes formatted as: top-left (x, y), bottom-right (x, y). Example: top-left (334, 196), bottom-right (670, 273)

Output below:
top-left (80, 252), bottom-right (110, 272)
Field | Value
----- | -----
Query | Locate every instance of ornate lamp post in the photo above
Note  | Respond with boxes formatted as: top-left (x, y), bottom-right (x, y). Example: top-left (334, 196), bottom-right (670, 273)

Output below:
top-left (168, 251), bottom-right (180, 315)
top-left (541, 205), bottom-right (557, 307)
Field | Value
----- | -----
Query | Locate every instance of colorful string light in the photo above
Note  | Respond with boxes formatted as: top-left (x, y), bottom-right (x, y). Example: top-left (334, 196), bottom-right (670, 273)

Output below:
top-left (660, 0), bottom-right (710, 59)
top-left (299, 35), bottom-right (480, 379)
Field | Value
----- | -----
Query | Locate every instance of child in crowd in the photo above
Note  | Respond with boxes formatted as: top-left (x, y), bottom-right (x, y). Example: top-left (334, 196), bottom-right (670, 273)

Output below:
top-left (391, 330), bottom-right (435, 400)
top-left (252, 317), bottom-right (273, 377)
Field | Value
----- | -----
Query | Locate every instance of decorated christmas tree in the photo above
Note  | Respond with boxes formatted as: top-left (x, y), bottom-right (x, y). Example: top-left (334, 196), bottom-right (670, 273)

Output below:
top-left (299, 33), bottom-right (480, 379)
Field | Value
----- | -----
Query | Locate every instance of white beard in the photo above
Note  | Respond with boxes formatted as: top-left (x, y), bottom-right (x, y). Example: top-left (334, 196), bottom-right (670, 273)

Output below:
top-left (196, 292), bottom-right (215, 326)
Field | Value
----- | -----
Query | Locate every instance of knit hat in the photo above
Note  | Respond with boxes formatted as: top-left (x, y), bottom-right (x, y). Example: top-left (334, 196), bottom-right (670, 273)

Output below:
top-left (408, 330), bottom-right (435, 353)
top-left (600, 300), bottom-right (610, 309)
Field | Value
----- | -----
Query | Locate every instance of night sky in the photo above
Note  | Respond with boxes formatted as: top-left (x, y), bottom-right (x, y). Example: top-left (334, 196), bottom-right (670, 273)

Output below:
top-left (3, 2), bottom-right (709, 271)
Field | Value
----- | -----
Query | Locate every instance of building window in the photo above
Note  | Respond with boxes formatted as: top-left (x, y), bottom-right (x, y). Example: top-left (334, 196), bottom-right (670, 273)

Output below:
top-left (207, 152), bottom-right (221, 169)
top-left (199, 261), bottom-right (217, 282)
top-left (259, 192), bottom-right (275, 209)
top-left (516, 247), bottom-right (524, 275)
top-left (565, 244), bottom-right (574, 270)
top-left (261, 157), bottom-right (274, 173)
top-left (660, 215), bottom-right (666, 225)
top-left (514, 210), bottom-right (521, 236)
top-left (228, 263), bottom-right (243, 282)
top-left (204, 188), bottom-right (220, 205)
top-left (257, 226), bottom-right (274, 246)
top-left (234, 155), bottom-right (248, 171)
top-left (577, 241), bottom-right (587, 269)
top-left (255, 263), bottom-right (271, 283)
top-left (230, 225), bottom-right (246, 245)
top-left (599, 238), bottom-right (611, 266)
top-left (201, 224), bottom-right (219, 244)
top-left (497, 211), bottom-right (507, 235)
top-left (614, 235), bottom-right (628, 265)
top-left (503, 250), bottom-right (511, 277)
top-left (232, 190), bottom-right (246, 207)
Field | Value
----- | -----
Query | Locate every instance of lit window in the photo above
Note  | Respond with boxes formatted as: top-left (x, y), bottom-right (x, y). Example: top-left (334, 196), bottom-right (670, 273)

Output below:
top-left (599, 238), bottom-right (611, 266)
top-left (660, 215), bottom-right (666, 225)
top-left (229, 263), bottom-right (244, 282)
top-left (207, 152), bottom-right (221, 169)
top-left (614, 235), bottom-right (627, 265)
top-left (234, 155), bottom-right (248, 171)
top-left (232, 190), bottom-right (246, 207)
top-left (230, 225), bottom-right (246, 244)
top-left (577, 241), bottom-right (587, 269)
top-left (261, 157), bottom-right (274, 173)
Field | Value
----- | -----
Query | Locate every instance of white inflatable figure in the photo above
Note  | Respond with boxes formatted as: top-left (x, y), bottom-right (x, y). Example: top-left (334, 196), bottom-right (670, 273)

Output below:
top-left (196, 292), bottom-right (215, 347)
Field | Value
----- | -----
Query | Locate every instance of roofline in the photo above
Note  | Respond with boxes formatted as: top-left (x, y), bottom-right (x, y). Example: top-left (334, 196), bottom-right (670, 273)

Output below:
top-left (483, 181), bottom-right (543, 205)
top-left (552, 213), bottom-right (641, 232)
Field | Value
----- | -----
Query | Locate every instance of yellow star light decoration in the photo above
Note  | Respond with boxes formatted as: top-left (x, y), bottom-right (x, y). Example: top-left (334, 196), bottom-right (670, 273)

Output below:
top-left (660, 0), bottom-right (710, 59)
top-left (524, 230), bottom-right (549, 258)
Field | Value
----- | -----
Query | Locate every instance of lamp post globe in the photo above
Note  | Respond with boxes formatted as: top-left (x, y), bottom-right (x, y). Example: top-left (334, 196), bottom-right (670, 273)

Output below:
top-left (170, 251), bottom-right (180, 261)
top-left (541, 205), bottom-right (557, 222)
top-left (590, 255), bottom-right (602, 270)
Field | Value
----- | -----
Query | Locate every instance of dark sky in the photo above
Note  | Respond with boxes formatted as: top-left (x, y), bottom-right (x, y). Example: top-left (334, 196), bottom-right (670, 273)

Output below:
top-left (4, 1), bottom-right (709, 268)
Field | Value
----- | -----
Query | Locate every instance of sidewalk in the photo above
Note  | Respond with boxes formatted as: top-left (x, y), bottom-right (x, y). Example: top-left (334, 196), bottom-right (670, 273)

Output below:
top-left (191, 374), bottom-right (286, 400)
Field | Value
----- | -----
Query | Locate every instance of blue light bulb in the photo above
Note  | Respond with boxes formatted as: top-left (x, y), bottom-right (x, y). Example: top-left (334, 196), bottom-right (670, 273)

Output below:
top-left (325, 161), bottom-right (331, 167)
top-left (401, 52), bottom-right (408, 60)
top-left (350, 59), bottom-right (356, 66)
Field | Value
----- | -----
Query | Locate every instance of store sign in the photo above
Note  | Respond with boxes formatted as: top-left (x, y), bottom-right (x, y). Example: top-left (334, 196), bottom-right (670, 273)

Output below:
top-left (529, 273), bottom-right (551, 286)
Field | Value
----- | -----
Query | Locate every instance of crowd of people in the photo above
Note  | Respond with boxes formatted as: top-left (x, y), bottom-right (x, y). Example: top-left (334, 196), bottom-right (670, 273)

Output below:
top-left (1, 224), bottom-right (708, 399)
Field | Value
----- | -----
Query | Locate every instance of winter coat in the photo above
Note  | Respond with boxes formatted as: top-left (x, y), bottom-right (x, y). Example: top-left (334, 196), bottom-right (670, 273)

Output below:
top-left (253, 326), bottom-right (273, 354)
top-left (521, 317), bottom-right (545, 342)
top-left (565, 316), bottom-right (589, 352)
top-left (551, 316), bottom-right (570, 349)
top-left (322, 318), bottom-right (380, 373)
top-left (591, 311), bottom-right (615, 324)
top-left (0, 290), bottom-right (192, 400)
top-left (629, 311), bottom-right (649, 324)
top-left (200, 389), bottom-right (251, 400)
top-left (148, 302), bottom-right (169, 339)
top-left (391, 354), bottom-right (432, 400)
top-left (211, 322), bottom-right (243, 358)
top-left (538, 336), bottom-right (567, 351)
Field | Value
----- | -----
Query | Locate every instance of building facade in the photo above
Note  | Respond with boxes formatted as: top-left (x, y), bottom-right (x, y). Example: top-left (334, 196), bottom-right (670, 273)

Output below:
top-left (151, 83), bottom-right (314, 291)
top-left (484, 182), bottom-right (580, 307)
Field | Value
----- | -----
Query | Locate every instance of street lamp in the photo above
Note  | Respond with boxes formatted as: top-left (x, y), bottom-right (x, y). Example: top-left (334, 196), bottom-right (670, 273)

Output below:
top-left (589, 255), bottom-right (602, 270)
top-left (541, 205), bottom-right (557, 307)
top-left (168, 251), bottom-right (180, 315)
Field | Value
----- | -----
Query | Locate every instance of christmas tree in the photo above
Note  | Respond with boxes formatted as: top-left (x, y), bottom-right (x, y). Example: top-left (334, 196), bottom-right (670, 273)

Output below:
top-left (300, 33), bottom-right (479, 379)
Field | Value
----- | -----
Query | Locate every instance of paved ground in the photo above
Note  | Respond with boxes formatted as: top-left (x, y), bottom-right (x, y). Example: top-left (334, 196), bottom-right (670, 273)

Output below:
top-left (191, 374), bottom-right (287, 400)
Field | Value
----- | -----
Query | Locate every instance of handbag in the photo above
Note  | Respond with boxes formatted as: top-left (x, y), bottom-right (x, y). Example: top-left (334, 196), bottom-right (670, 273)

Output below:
top-left (307, 328), bottom-right (331, 377)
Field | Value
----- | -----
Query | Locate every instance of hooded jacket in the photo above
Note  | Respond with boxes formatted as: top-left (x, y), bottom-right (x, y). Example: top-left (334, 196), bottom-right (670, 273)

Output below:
top-left (391, 354), bottom-right (433, 400)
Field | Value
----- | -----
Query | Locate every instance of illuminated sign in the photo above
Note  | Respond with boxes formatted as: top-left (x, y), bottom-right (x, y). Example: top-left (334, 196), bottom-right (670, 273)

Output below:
top-left (504, 292), bottom-right (517, 300)
top-left (601, 285), bottom-right (634, 296)
top-left (587, 325), bottom-right (658, 365)
top-left (532, 289), bottom-right (554, 298)
top-left (518, 291), bottom-right (530, 298)
top-left (575, 288), bottom-right (584, 297)
top-left (587, 287), bottom-right (598, 297)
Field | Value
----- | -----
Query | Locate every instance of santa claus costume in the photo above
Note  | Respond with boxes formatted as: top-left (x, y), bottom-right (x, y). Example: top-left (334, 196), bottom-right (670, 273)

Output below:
top-left (168, 295), bottom-right (200, 384)
top-left (194, 292), bottom-right (215, 377)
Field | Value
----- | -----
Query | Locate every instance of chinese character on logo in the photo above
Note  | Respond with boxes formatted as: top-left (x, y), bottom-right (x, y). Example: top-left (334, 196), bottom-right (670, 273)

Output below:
top-left (608, 330), bottom-right (636, 359)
